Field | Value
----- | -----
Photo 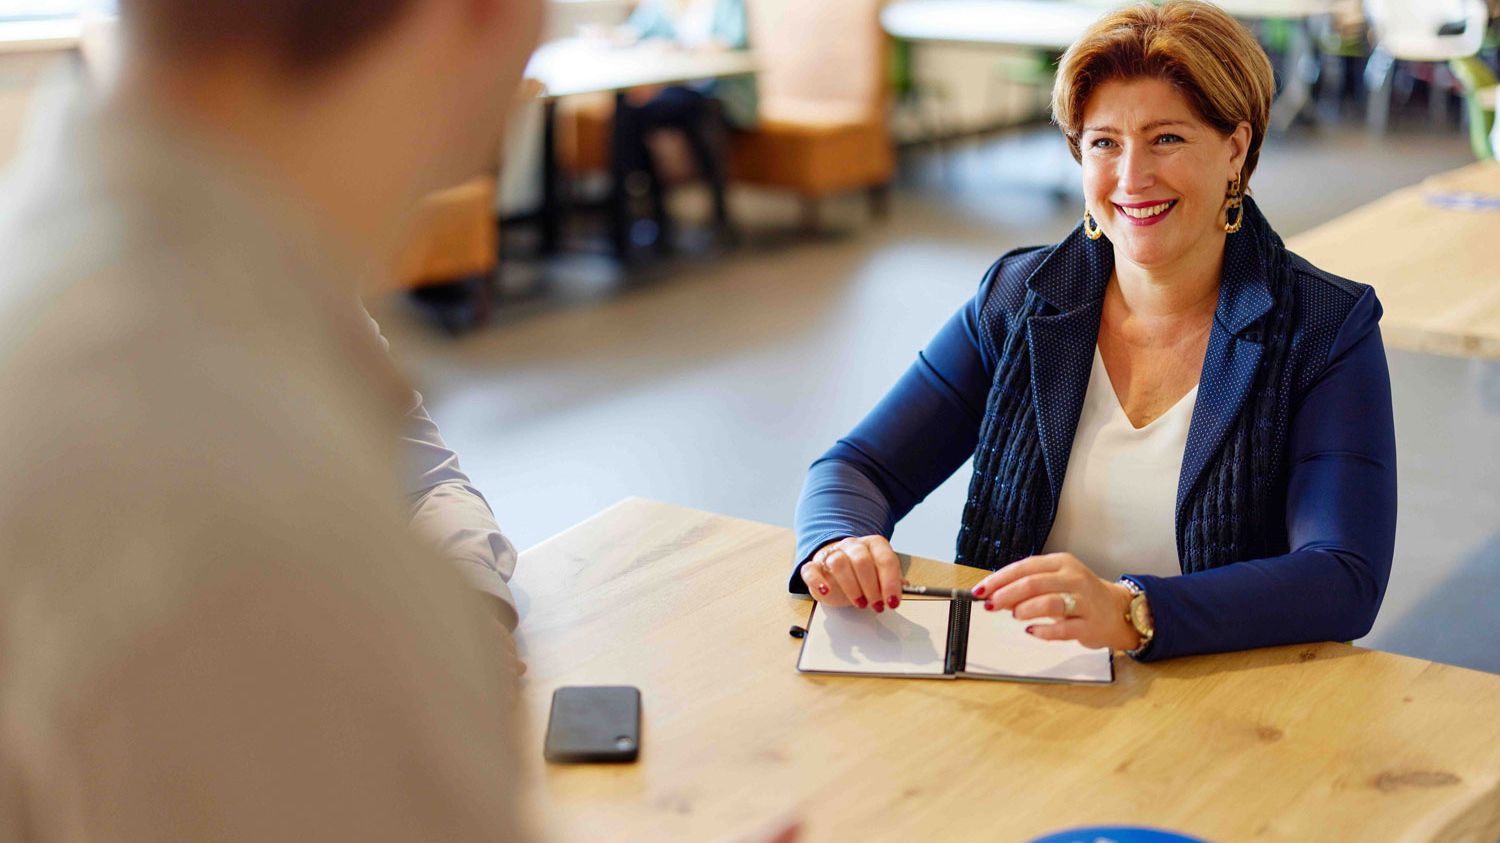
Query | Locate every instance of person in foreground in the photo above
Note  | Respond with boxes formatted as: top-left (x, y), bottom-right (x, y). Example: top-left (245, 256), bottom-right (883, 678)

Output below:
top-left (0, 0), bottom-right (544, 838)
top-left (790, 0), bottom-right (1396, 662)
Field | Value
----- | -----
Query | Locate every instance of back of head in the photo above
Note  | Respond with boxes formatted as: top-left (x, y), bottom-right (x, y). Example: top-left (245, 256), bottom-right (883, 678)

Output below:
top-left (119, 0), bottom-right (415, 74)
top-left (1051, 0), bottom-right (1275, 190)
top-left (110, 0), bottom-right (543, 256)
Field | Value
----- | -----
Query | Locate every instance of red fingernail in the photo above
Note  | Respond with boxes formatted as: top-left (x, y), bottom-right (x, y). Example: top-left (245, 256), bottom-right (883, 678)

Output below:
top-left (856, 597), bottom-right (868, 609)
top-left (874, 600), bottom-right (885, 613)
top-left (985, 601), bottom-right (996, 612)
top-left (1025, 626), bottom-right (1036, 635)
top-left (817, 584), bottom-right (829, 596)
top-left (973, 585), bottom-right (986, 597)
top-left (889, 595), bottom-right (900, 609)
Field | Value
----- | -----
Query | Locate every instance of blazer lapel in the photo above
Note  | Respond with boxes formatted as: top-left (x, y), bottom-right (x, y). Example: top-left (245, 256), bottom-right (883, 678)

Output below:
top-left (1174, 214), bottom-right (1277, 537)
top-left (1027, 304), bottom-right (1104, 513)
top-left (1022, 226), bottom-right (1112, 518)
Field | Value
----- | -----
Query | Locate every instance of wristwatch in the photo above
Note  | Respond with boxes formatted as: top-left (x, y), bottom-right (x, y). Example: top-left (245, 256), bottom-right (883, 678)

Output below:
top-left (1118, 577), bottom-right (1155, 656)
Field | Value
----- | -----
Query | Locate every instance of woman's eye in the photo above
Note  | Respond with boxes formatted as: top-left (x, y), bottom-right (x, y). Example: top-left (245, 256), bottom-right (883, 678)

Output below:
top-left (1156, 134), bottom-right (1184, 144)
top-left (1089, 137), bottom-right (1117, 149)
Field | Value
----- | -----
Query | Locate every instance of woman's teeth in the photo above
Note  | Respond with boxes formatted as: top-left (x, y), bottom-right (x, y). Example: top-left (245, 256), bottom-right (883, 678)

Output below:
top-left (1121, 201), bottom-right (1175, 219)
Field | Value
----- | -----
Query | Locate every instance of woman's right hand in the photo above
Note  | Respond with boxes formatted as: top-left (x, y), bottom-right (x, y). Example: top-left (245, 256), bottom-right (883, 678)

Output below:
top-left (799, 536), bottom-right (904, 613)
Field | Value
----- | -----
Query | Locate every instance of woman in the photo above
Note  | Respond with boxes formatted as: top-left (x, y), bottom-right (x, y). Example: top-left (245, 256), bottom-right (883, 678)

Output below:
top-left (790, 0), bottom-right (1396, 662)
top-left (613, 0), bottom-right (757, 244)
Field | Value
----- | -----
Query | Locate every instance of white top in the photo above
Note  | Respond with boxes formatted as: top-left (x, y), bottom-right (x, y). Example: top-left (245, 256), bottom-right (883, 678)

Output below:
top-left (1042, 348), bottom-right (1197, 581)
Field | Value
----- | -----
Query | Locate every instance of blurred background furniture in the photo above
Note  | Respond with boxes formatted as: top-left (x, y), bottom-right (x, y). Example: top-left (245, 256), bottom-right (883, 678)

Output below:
top-left (1209, 0), bottom-right (1336, 130)
top-left (879, 0), bottom-right (1099, 197)
top-left (396, 178), bottom-right (501, 290)
top-left (732, 0), bottom-right (894, 231)
top-left (1364, 0), bottom-right (1490, 132)
top-left (393, 178), bottom-right (502, 332)
top-left (1450, 53), bottom-right (1498, 158)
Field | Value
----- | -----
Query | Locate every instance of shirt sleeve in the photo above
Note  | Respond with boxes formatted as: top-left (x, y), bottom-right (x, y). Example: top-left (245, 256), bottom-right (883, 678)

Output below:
top-left (790, 262), bottom-right (1002, 592)
top-left (1128, 287), bottom-right (1397, 661)
top-left (366, 310), bottom-right (519, 630)
top-left (402, 393), bottom-right (520, 630)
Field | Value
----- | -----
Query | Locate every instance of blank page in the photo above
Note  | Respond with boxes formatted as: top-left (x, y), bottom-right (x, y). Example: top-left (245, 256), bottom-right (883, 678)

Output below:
top-left (796, 600), bottom-right (951, 677)
top-left (962, 608), bottom-right (1112, 683)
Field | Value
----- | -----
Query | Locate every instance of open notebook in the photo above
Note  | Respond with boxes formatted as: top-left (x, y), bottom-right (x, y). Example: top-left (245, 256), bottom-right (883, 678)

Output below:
top-left (796, 598), bottom-right (1113, 684)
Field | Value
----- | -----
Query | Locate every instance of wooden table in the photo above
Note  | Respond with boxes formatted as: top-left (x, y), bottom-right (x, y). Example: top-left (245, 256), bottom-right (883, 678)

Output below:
top-left (524, 39), bottom-right (758, 260)
top-left (512, 499), bottom-right (1500, 843)
top-left (1288, 160), bottom-right (1500, 360)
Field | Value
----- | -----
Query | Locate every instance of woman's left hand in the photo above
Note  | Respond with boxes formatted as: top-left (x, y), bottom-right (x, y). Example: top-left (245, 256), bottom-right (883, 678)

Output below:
top-left (971, 553), bottom-right (1141, 651)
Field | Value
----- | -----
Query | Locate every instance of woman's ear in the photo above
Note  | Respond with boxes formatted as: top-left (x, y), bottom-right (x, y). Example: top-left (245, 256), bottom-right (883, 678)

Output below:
top-left (1228, 120), bottom-right (1252, 180)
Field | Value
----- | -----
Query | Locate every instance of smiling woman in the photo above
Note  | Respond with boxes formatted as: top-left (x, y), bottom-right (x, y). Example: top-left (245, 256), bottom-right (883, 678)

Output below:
top-left (790, 0), bottom-right (1397, 664)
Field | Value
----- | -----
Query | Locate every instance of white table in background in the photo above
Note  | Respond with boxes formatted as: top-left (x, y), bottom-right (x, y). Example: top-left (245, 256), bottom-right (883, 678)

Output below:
top-left (880, 0), bottom-right (1102, 50)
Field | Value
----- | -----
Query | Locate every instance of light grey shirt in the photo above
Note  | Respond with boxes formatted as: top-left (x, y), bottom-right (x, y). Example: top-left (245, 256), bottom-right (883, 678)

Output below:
top-left (0, 71), bottom-right (522, 843)
top-left (375, 317), bottom-right (520, 629)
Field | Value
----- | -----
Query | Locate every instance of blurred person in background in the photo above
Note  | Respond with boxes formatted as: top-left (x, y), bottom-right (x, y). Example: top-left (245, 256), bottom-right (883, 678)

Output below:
top-left (613, 0), bottom-right (757, 246)
top-left (791, 1), bottom-right (1396, 664)
top-left (0, 0), bottom-right (542, 838)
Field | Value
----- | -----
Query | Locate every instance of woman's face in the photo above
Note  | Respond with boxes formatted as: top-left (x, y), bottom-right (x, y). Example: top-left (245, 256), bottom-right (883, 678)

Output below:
top-left (1078, 77), bottom-right (1251, 273)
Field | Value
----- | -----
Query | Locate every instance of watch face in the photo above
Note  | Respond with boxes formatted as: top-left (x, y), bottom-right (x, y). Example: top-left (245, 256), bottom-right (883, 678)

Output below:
top-left (1130, 597), bottom-right (1153, 636)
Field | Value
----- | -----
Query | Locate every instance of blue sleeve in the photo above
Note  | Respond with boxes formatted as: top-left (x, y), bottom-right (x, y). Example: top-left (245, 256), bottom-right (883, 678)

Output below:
top-left (713, 0), bottom-right (749, 48)
top-left (1129, 288), bottom-right (1397, 661)
top-left (625, 0), bottom-right (674, 40)
top-left (789, 263), bottom-right (1003, 592)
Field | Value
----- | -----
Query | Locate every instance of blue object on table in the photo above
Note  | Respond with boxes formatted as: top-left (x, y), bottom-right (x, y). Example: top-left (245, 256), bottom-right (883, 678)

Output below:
top-left (1029, 827), bottom-right (1213, 843)
top-left (1425, 192), bottom-right (1500, 212)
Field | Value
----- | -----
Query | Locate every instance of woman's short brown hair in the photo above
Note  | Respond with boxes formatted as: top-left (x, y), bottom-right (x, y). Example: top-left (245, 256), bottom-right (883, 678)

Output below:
top-left (1051, 0), bottom-right (1275, 188)
top-left (121, 0), bottom-right (414, 72)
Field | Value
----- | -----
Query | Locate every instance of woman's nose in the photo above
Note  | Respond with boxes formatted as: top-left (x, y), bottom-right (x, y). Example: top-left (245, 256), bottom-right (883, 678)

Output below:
top-left (1116, 144), bottom-right (1156, 195)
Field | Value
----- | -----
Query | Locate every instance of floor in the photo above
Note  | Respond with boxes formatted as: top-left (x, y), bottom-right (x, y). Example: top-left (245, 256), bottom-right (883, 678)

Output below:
top-left (369, 118), bottom-right (1500, 675)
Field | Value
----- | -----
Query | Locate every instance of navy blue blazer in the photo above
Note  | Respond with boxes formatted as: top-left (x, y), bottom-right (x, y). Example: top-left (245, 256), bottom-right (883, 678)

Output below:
top-left (792, 220), bottom-right (1397, 661)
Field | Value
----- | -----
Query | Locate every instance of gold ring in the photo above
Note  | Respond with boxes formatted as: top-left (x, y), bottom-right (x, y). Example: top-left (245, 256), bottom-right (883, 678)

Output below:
top-left (1059, 592), bottom-right (1078, 616)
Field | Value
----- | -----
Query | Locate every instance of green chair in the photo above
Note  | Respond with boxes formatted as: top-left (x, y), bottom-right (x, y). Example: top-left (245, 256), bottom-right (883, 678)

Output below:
top-left (1449, 54), bottom-right (1498, 159)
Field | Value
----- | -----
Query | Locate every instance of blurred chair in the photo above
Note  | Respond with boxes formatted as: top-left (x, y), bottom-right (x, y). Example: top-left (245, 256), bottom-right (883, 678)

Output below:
top-left (389, 178), bottom-right (501, 331)
top-left (1364, 0), bottom-right (1489, 131)
top-left (391, 80), bottom-right (545, 328)
top-left (1450, 55), bottom-right (1497, 158)
top-left (732, 0), bottom-right (894, 231)
top-left (395, 178), bottom-right (500, 289)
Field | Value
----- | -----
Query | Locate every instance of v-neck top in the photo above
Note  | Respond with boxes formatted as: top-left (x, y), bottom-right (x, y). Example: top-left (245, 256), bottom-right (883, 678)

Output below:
top-left (1040, 347), bottom-right (1198, 581)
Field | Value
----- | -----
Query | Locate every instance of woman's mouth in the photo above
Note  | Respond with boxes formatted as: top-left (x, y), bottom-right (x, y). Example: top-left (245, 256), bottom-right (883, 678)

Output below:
top-left (1114, 199), bottom-right (1178, 226)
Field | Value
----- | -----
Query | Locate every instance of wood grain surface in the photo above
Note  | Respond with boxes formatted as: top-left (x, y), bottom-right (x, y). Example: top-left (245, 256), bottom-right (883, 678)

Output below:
top-left (511, 498), bottom-right (1500, 843)
top-left (1288, 160), bottom-right (1500, 361)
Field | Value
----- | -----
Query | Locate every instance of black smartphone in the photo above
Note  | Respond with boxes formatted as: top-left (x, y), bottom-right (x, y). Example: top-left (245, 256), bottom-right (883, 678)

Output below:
top-left (543, 685), bottom-right (641, 763)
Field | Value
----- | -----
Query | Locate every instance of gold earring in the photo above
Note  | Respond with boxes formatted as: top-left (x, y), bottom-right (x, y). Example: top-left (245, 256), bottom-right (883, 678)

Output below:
top-left (1224, 176), bottom-right (1245, 234)
top-left (1083, 208), bottom-right (1103, 240)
